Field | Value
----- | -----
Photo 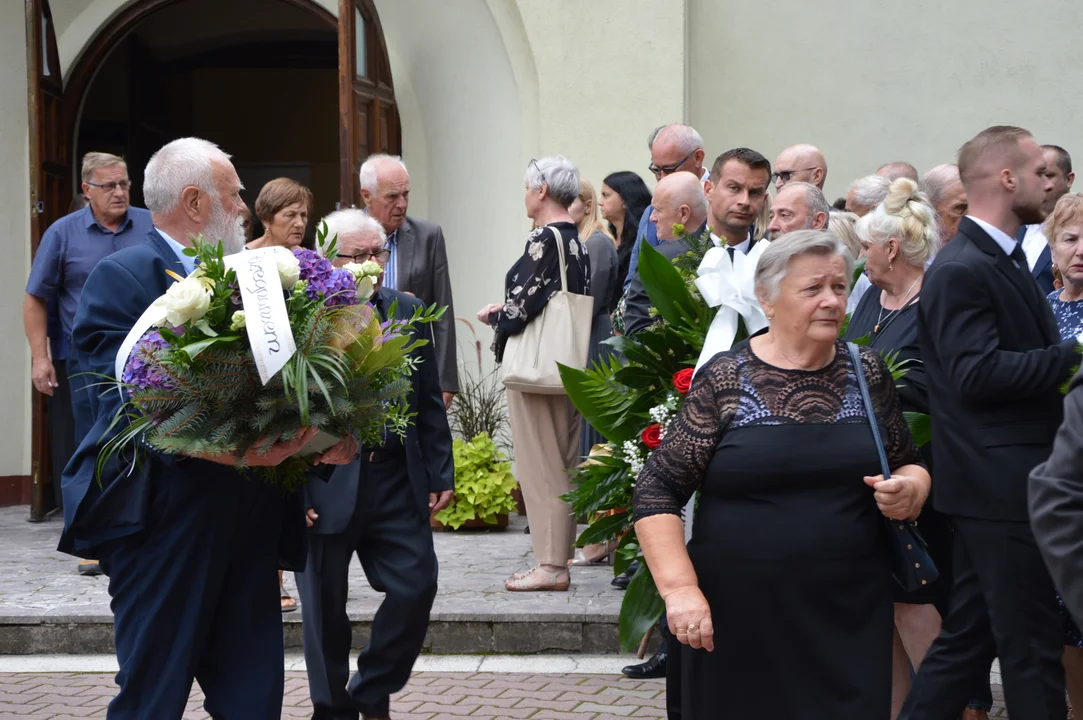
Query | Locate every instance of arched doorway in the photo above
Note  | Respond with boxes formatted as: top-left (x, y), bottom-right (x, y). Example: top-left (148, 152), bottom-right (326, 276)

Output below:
top-left (65, 0), bottom-right (400, 229)
top-left (26, 0), bottom-right (401, 517)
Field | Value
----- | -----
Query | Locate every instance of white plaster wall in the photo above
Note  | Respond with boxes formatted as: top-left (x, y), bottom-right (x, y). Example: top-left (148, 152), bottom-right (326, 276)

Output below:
top-left (0, 2), bottom-right (32, 476)
top-left (689, 0), bottom-right (1083, 202)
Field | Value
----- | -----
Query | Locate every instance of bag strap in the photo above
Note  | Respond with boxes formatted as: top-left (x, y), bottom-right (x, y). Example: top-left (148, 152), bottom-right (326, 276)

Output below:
top-left (847, 342), bottom-right (892, 480)
top-left (547, 224), bottom-right (569, 292)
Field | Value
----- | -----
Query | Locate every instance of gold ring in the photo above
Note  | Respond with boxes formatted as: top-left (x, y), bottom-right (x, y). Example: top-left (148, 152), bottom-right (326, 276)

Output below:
top-left (675, 627), bottom-right (687, 634)
top-left (686, 624), bottom-right (697, 632)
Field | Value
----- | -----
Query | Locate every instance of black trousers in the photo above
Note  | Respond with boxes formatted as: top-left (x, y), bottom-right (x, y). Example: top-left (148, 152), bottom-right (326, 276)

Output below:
top-left (295, 457), bottom-right (438, 719)
top-left (899, 517), bottom-right (1064, 720)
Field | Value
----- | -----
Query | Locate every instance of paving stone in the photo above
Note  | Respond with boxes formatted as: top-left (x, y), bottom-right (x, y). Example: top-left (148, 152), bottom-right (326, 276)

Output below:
top-left (0, 509), bottom-right (622, 655)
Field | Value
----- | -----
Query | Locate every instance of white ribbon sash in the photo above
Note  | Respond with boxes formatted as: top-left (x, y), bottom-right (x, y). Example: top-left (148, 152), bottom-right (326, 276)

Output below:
top-left (692, 240), bottom-right (771, 374)
top-left (224, 248), bottom-right (296, 385)
top-left (114, 248), bottom-right (296, 389)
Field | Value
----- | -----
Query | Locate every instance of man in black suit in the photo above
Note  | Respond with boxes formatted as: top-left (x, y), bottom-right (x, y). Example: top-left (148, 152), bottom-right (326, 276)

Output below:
top-left (295, 208), bottom-right (455, 720)
top-left (624, 171), bottom-right (709, 336)
top-left (360, 155), bottom-right (458, 408)
top-left (900, 126), bottom-right (1079, 720)
top-left (1017, 144), bottom-right (1075, 296)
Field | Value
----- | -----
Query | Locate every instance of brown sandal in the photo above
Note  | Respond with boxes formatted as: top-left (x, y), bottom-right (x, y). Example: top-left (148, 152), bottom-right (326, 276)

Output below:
top-left (505, 566), bottom-right (570, 592)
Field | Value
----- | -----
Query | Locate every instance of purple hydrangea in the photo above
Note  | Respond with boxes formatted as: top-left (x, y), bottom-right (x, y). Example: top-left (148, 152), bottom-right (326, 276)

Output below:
top-left (294, 248), bottom-right (359, 306)
top-left (122, 330), bottom-right (173, 391)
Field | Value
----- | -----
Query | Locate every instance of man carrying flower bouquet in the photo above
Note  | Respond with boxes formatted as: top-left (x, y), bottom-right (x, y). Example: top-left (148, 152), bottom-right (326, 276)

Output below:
top-left (58, 137), bottom-right (359, 720)
top-left (295, 208), bottom-right (455, 720)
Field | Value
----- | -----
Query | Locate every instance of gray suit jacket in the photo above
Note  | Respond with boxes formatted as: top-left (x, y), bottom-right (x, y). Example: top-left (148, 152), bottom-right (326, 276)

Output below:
top-left (623, 237), bottom-right (692, 336)
top-left (1030, 367), bottom-right (1083, 626)
top-left (395, 216), bottom-right (459, 394)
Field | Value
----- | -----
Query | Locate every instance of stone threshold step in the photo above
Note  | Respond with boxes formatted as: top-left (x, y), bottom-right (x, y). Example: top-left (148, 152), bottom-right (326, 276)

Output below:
top-left (0, 617), bottom-right (647, 656)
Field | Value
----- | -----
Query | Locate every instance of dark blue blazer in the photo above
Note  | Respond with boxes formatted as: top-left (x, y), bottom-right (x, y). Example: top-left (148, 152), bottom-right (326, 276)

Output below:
top-left (1017, 225), bottom-right (1057, 296)
top-left (58, 231), bottom-right (308, 568)
top-left (303, 287), bottom-right (454, 535)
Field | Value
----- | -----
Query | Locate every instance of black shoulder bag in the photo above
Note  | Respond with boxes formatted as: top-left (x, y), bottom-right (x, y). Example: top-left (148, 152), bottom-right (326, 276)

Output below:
top-left (847, 342), bottom-right (939, 593)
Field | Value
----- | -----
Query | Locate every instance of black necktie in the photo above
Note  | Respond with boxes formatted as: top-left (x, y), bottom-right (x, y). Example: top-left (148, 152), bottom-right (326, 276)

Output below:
top-left (1009, 242), bottom-right (1029, 272)
top-left (727, 247), bottom-right (735, 261)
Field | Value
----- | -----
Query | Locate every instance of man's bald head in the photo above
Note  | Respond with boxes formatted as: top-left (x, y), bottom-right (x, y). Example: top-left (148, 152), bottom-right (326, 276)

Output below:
top-left (876, 161), bottom-right (919, 182)
top-left (773, 144), bottom-right (827, 190)
top-left (957, 125), bottom-right (1052, 227)
top-left (650, 171), bottom-right (708, 241)
top-left (649, 124), bottom-right (706, 181)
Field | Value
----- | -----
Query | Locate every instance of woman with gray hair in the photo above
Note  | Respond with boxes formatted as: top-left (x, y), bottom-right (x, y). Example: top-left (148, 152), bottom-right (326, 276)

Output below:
top-left (633, 229), bottom-right (929, 717)
top-left (477, 156), bottom-right (591, 591)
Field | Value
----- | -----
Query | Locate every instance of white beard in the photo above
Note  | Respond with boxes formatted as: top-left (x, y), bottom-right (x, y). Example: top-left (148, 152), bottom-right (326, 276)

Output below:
top-left (207, 199), bottom-right (246, 255)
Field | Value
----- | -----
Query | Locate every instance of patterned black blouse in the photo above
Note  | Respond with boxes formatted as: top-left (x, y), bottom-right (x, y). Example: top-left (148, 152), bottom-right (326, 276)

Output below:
top-left (489, 222), bottom-right (591, 362)
top-left (634, 340), bottom-right (921, 519)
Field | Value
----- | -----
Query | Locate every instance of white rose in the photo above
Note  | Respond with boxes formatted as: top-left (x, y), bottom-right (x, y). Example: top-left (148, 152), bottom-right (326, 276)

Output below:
top-left (342, 262), bottom-right (366, 280)
top-left (270, 246), bottom-right (300, 288)
top-left (356, 275), bottom-right (375, 300)
top-left (163, 276), bottom-right (212, 327)
top-left (360, 260), bottom-right (383, 277)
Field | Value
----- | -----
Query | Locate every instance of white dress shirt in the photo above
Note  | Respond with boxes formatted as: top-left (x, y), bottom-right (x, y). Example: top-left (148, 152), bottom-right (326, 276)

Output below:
top-left (1021, 224), bottom-right (1049, 270)
top-left (710, 232), bottom-right (751, 254)
top-left (967, 215), bottom-right (1021, 265)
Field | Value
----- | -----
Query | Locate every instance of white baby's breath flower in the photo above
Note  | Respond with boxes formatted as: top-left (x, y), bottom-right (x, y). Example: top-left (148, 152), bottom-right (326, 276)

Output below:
top-left (162, 276), bottom-right (212, 327)
top-left (270, 246), bottom-right (300, 288)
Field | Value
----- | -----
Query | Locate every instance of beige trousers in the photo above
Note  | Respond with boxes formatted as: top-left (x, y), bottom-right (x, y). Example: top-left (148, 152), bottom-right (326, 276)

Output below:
top-left (506, 389), bottom-right (582, 567)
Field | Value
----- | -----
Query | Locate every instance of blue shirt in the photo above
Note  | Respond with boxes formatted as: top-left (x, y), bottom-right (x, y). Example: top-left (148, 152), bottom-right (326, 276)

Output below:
top-left (156, 228), bottom-right (197, 275)
top-left (27, 206), bottom-right (154, 347)
top-left (623, 205), bottom-right (661, 291)
top-left (383, 229), bottom-right (398, 291)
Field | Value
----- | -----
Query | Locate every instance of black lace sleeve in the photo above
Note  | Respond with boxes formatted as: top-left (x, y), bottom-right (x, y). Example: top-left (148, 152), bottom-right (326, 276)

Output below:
top-left (860, 346), bottom-right (923, 470)
top-left (633, 353), bottom-right (738, 520)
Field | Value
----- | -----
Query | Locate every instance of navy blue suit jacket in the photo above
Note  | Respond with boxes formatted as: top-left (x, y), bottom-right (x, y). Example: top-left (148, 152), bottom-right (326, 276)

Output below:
top-left (59, 231), bottom-right (307, 567)
top-left (1017, 226), bottom-right (1057, 296)
top-left (303, 287), bottom-right (454, 535)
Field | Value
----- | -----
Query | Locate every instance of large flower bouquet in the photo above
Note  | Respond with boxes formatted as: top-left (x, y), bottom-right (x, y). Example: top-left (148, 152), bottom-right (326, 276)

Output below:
top-left (100, 225), bottom-right (441, 490)
top-left (559, 227), bottom-right (929, 652)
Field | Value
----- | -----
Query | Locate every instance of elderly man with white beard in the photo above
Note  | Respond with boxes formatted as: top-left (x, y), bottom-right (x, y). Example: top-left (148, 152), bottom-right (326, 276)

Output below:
top-left (58, 137), bottom-right (357, 720)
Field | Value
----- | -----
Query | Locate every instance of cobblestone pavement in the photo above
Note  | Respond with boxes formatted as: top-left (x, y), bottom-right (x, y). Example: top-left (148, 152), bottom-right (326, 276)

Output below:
top-left (0, 508), bottom-right (620, 624)
top-left (0, 671), bottom-right (1012, 718)
top-left (0, 671), bottom-right (668, 719)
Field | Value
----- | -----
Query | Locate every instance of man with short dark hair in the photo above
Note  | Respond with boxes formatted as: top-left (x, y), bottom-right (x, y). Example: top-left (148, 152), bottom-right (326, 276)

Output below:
top-left (1018, 144), bottom-right (1075, 294)
top-left (24, 151), bottom-right (154, 576)
top-left (900, 125), bottom-right (1076, 720)
top-left (705, 148), bottom-right (772, 250)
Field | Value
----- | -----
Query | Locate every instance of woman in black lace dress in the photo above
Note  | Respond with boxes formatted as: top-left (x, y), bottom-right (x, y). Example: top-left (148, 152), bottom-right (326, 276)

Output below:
top-left (634, 230), bottom-right (930, 718)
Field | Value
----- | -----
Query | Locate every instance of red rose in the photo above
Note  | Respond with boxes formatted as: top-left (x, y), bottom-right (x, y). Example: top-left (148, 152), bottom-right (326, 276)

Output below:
top-left (673, 368), bottom-right (695, 394)
top-left (641, 424), bottom-right (663, 450)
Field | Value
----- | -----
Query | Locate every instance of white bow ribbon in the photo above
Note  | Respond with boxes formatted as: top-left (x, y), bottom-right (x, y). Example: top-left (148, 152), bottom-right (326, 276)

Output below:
top-left (692, 240), bottom-right (771, 374)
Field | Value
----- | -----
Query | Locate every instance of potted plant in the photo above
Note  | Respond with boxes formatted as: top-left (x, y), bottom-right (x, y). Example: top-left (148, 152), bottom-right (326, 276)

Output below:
top-left (433, 319), bottom-right (519, 529)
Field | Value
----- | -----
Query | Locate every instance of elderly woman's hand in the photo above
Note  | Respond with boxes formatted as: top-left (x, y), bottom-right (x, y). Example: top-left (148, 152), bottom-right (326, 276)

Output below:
top-left (476, 303), bottom-right (503, 325)
top-left (864, 473), bottom-right (929, 520)
top-left (664, 585), bottom-right (714, 652)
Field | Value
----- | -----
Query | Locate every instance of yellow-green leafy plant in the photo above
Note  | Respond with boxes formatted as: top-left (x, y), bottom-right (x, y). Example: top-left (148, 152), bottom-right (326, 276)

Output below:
top-left (434, 432), bottom-right (517, 529)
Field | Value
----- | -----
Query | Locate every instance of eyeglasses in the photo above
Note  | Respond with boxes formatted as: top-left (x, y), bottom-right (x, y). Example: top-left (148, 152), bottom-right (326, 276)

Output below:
top-left (648, 151), bottom-right (695, 179)
top-left (85, 180), bottom-right (131, 193)
top-left (337, 249), bottom-right (391, 264)
top-left (771, 168), bottom-right (818, 184)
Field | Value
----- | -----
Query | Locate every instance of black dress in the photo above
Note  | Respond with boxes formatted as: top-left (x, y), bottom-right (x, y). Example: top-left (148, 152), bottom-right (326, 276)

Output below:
top-left (635, 340), bottom-right (922, 719)
top-left (845, 289), bottom-right (955, 609)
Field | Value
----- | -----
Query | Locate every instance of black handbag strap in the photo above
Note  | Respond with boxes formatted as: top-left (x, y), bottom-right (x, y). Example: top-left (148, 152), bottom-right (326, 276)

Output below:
top-left (847, 342), bottom-right (892, 481)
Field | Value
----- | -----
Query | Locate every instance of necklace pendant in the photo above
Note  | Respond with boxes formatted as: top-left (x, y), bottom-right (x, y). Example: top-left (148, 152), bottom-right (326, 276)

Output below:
top-left (874, 323), bottom-right (881, 333)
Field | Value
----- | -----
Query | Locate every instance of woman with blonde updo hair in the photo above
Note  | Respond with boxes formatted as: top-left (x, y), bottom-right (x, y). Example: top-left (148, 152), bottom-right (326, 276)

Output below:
top-left (845, 178), bottom-right (991, 718)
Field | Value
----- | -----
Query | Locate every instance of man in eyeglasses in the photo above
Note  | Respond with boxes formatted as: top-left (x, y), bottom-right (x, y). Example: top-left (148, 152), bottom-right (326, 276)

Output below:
top-left (23, 151), bottom-right (152, 576)
top-left (772, 144), bottom-right (828, 191)
top-left (296, 208), bottom-right (454, 720)
top-left (624, 124), bottom-right (709, 289)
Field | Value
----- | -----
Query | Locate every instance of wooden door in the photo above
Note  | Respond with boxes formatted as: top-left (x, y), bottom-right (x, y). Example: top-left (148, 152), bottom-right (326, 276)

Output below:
top-left (337, 0), bottom-right (400, 209)
top-left (26, 0), bottom-right (69, 518)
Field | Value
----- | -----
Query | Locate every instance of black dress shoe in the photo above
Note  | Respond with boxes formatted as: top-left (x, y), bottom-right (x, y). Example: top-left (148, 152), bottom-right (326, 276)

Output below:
top-left (622, 644), bottom-right (667, 679)
top-left (611, 561), bottom-right (640, 590)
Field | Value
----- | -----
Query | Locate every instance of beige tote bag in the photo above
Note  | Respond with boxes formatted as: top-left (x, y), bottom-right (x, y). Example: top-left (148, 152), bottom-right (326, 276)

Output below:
top-left (501, 225), bottom-right (594, 394)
